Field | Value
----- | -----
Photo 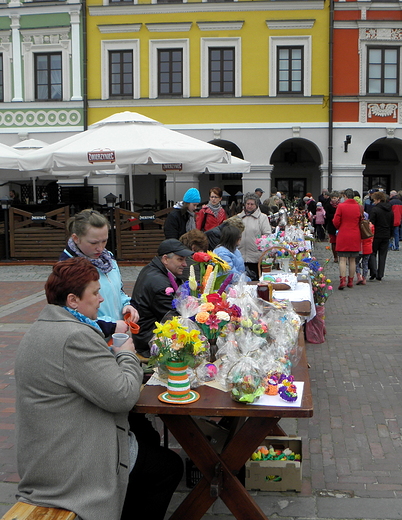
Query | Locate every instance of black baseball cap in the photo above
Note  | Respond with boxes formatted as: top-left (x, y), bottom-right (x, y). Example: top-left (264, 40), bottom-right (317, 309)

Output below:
top-left (157, 239), bottom-right (193, 257)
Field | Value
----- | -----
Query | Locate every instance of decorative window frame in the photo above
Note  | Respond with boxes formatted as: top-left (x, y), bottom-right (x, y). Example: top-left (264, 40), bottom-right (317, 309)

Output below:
top-left (269, 35), bottom-right (311, 97)
top-left (149, 39), bottom-right (189, 99)
top-left (0, 31), bottom-right (12, 102)
top-left (359, 29), bottom-right (402, 96)
top-left (200, 37), bottom-right (241, 98)
top-left (21, 27), bottom-right (71, 102)
top-left (101, 39), bottom-right (140, 100)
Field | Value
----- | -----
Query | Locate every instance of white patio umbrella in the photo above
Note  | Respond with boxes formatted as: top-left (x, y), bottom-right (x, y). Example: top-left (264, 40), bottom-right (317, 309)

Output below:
top-left (17, 111), bottom-right (232, 173)
top-left (12, 139), bottom-right (51, 202)
top-left (0, 142), bottom-right (25, 171)
top-left (16, 111), bottom-right (244, 208)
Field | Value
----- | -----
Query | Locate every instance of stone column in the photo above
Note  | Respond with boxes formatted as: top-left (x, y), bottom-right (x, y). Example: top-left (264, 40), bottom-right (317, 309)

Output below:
top-left (11, 14), bottom-right (23, 102)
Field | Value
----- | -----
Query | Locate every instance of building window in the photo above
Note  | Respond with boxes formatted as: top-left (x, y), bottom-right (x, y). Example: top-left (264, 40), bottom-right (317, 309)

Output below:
top-left (34, 53), bottom-right (62, 101)
top-left (277, 46), bottom-right (303, 94)
top-left (209, 47), bottom-right (235, 96)
top-left (367, 47), bottom-right (399, 95)
top-left (0, 54), bottom-right (3, 102)
top-left (269, 36), bottom-right (311, 97)
top-left (158, 49), bottom-right (183, 96)
top-left (109, 50), bottom-right (133, 97)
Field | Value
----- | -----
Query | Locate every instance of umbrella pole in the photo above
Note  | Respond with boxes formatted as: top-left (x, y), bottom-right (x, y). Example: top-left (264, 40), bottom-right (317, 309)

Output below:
top-left (32, 176), bottom-right (37, 204)
top-left (129, 164), bottom-right (134, 212)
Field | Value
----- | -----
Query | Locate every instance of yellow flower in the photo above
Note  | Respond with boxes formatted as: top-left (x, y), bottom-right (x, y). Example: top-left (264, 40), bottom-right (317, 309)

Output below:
top-left (177, 329), bottom-right (190, 344)
top-left (188, 329), bottom-right (202, 342)
top-left (192, 338), bottom-right (204, 355)
top-left (326, 279), bottom-right (331, 283)
top-left (153, 321), bottom-right (174, 338)
top-left (206, 251), bottom-right (230, 271)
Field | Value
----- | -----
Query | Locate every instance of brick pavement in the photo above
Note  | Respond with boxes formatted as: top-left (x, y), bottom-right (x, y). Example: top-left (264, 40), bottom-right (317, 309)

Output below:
top-left (0, 249), bottom-right (402, 517)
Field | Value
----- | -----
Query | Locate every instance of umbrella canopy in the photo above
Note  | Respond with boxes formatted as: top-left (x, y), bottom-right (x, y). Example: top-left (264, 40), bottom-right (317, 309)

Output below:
top-left (0, 142), bottom-right (25, 170)
top-left (17, 111), bottom-right (232, 173)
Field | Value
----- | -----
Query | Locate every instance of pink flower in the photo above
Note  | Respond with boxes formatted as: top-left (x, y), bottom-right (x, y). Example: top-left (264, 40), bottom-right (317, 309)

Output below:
top-left (328, 286), bottom-right (333, 291)
top-left (206, 314), bottom-right (220, 330)
top-left (165, 287), bottom-right (174, 295)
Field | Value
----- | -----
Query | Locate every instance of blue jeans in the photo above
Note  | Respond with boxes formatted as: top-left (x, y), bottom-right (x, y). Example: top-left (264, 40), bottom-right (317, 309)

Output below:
top-left (393, 226), bottom-right (400, 250)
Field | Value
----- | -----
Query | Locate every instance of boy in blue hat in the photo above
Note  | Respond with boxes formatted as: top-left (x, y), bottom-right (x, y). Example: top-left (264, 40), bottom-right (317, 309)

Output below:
top-left (164, 188), bottom-right (201, 239)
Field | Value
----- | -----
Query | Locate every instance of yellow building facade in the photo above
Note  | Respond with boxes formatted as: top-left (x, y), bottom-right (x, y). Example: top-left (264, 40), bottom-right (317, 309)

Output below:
top-left (86, 0), bottom-right (330, 205)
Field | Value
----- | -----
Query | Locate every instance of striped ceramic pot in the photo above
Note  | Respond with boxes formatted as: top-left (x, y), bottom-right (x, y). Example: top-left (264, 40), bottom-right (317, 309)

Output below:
top-left (166, 360), bottom-right (190, 401)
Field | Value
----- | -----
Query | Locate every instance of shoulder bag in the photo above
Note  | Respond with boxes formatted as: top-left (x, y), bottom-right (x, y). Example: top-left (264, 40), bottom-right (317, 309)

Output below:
top-left (359, 206), bottom-right (373, 240)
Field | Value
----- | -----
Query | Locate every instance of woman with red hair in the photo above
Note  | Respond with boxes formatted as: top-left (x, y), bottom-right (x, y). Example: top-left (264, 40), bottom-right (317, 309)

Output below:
top-left (15, 257), bottom-right (183, 520)
top-left (196, 186), bottom-right (227, 231)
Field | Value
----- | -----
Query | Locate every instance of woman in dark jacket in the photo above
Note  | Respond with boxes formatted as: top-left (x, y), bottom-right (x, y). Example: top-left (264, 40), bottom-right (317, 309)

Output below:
top-left (369, 191), bottom-right (394, 281)
top-left (164, 188), bottom-right (201, 239)
top-left (323, 191), bottom-right (340, 263)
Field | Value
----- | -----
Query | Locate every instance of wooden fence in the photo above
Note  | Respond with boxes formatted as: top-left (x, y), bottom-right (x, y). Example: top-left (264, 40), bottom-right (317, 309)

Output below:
top-left (9, 206), bottom-right (70, 259)
top-left (115, 207), bottom-right (173, 262)
top-left (4, 205), bottom-right (172, 262)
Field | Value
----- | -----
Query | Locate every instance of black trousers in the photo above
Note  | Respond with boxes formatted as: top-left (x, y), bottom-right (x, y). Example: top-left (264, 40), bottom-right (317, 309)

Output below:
top-left (121, 415), bottom-right (184, 520)
top-left (370, 237), bottom-right (389, 279)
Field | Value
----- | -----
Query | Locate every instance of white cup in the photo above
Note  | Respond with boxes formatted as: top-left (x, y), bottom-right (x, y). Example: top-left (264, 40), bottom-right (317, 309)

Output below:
top-left (112, 333), bottom-right (129, 348)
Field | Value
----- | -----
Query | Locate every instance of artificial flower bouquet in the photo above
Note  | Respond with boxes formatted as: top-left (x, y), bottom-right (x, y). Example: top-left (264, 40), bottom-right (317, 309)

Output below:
top-left (189, 251), bottom-right (231, 295)
top-left (148, 316), bottom-right (209, 368)
top-left (302, 257), bottom-right (333, 305)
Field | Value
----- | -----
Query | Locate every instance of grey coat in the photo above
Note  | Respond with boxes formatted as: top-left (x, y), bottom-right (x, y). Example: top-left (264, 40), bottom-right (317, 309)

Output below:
top-left (15, 305), bottom-right (143, 520)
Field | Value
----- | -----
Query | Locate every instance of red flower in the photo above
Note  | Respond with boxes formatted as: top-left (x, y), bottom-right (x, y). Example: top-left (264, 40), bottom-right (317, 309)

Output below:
top-left (206, 293), bottom-right (222, 304)
top-left (193, 252), bottom-right (211, 263)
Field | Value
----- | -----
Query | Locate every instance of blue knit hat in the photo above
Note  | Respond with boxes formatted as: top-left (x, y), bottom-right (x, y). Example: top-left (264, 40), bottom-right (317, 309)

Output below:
top-left (183, 188), bottom-right (201, 203)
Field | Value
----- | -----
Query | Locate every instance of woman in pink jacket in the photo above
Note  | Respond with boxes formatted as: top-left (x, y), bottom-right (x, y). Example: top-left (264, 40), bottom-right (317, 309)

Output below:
top-left (333, 188), bottom-right (362, 289)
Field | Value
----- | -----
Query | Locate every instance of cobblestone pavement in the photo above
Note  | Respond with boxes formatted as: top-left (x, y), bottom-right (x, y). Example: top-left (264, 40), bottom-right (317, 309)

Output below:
top-left (1, 246), bottom-right (402, 519)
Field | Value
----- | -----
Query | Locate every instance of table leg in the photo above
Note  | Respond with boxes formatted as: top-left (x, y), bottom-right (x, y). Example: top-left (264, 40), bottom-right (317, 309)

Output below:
top-left (161, 415), bottom-right (287, 520)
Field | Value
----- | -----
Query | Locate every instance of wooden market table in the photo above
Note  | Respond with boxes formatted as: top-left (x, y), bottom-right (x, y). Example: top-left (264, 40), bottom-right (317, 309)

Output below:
top-left (132, 343), bottom-right (313, 520)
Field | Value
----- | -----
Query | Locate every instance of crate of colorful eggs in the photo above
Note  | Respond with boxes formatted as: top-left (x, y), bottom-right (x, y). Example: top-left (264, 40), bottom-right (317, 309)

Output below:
top-left (245, 436), bottom-right (302, 492)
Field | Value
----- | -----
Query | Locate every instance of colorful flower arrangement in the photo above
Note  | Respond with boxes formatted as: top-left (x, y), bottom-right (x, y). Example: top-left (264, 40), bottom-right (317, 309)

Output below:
top-left (149, 316), bottom-right (208, 367)
top-left (189, 251), bottom-right (231, 295)
top-left (303, 257), bottom-right (333, 305)
top-left (194, 292), bottom-right (241, 341)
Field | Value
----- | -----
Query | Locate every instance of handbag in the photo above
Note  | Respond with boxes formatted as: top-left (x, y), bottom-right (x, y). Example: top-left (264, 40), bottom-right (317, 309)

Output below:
top-left (359, 205), bottom-right (373, 240)
top-left (360, 216), bottom-right (373, 239)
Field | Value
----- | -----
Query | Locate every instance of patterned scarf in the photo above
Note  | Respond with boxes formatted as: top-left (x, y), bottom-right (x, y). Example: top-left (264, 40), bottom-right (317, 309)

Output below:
top-left (67, 237), bottom-right (113, 274)
top-left (63, 306), bottom-right (103, 332)
top-left (207, 201), bottom-right (222, 218)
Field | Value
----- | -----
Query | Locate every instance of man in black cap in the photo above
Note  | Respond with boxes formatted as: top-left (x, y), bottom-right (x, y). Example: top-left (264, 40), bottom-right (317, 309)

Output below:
top-left (130, 239), bottom-right (193, 358)
top-left (254, 188), bottom-right (265, 206)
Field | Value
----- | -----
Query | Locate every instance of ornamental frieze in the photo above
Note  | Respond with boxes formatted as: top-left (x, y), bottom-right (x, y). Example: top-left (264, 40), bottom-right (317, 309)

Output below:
top-left (0, 109), bottom-right (82, 128)
top-left (362, 28), bottom-right (402, 41)
top-left (368, 103), bottom-right (398, 118)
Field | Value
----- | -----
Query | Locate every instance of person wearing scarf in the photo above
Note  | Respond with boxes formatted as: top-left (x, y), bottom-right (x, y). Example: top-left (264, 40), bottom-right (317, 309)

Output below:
top-left (323, 191), bottom-right (340, 263)
top-left (237, 192), bottom-right (271, 280)
top-left (60, 209), bottom-right (138, 337)
top-left (196, 187), bottom-right (227, 231)
top-left (164, 188), bottom-right (201, 239)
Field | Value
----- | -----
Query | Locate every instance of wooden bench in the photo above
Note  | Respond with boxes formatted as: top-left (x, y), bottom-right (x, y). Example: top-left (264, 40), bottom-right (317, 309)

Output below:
top-left (1, 502), bottom-right (76, 520)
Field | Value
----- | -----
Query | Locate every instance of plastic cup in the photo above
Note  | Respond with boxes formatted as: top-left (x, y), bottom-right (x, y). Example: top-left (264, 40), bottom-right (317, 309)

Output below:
top-left (112, 333), bottom-right (129, 348)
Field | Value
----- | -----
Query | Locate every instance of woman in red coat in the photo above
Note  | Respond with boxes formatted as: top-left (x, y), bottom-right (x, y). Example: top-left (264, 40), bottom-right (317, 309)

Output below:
top-left (333, 188), bottom-right (362, 289)
top-left (196, 187), bottom-right (227, 231)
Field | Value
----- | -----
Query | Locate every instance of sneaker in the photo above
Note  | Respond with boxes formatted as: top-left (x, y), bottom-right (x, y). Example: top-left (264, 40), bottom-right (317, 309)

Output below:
top-left (376, 277), bottom-right (382, 281)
